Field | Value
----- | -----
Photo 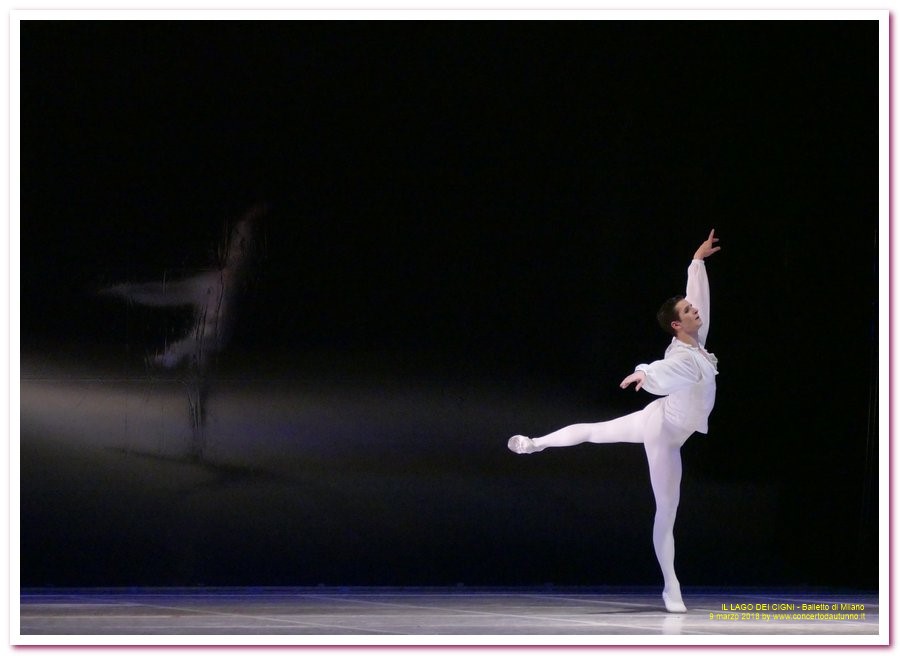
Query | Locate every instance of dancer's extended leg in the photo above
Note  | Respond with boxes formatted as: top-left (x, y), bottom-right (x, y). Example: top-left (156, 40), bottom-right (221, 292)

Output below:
top-left (508, 404), bottom-right (655, 454)
top-left (644, 433), bottom-right (687, 613)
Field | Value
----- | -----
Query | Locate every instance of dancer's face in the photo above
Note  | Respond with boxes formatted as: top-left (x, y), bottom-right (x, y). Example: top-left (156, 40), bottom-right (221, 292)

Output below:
top-left (673, 299), bottom-right (702, 334)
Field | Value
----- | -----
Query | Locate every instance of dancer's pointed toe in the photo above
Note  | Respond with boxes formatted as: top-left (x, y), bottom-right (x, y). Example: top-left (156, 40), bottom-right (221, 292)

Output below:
top-left (507, 435), bottom-right (538, 454)
top-left (662, 590), bottom-right (687, 613)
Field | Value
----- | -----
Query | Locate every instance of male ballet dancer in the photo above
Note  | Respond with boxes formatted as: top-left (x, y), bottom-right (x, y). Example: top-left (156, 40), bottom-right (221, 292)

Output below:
top-left (100, 204), bottom-right (266, 460)
top-left (508, 229), bottom-right (721, 613)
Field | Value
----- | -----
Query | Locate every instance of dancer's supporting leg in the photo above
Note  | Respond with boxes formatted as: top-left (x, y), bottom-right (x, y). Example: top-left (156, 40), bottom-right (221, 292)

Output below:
top-left (644, 430), bottom-right (687, 613)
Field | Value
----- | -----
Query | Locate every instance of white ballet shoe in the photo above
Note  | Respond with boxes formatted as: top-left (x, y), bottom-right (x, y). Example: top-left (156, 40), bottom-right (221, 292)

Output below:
top-left (507, 435), bottom-right (538, 454)
top-left (663, 590), bottom-right (687, 613)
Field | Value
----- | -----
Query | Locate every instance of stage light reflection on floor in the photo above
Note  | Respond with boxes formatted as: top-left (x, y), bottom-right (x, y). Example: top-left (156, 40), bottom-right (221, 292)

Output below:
top-left (17, 587), bottom-right (881, 644)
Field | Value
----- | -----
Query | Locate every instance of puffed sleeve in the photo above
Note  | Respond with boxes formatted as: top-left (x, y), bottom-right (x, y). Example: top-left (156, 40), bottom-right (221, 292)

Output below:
top-left (635, 351), bottom-right (701, 396)
top-left (685, 259), bottom-right (710, 347)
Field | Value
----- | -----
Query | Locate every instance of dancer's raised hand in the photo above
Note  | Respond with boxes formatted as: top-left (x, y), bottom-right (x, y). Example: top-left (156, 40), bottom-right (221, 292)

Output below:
top-left (693, 229), bottom-right (721, 260)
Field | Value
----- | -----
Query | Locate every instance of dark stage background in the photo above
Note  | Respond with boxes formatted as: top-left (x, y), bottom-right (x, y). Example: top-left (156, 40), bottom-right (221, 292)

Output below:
top-left (19, 20), bottom-right (879, 590)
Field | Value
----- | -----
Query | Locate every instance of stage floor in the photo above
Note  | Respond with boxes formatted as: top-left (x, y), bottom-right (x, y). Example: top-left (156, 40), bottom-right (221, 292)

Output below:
top-left (17, 587), bottom-right (881, 642)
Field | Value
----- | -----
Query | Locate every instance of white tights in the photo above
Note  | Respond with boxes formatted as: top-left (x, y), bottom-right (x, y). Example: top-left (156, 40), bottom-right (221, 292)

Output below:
top-left (532, 399), bottom-right (691, 606)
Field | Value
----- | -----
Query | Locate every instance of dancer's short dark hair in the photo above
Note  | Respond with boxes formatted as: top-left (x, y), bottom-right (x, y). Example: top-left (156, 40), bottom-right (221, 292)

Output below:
top-left (657, 296), bottom-right (684, 336)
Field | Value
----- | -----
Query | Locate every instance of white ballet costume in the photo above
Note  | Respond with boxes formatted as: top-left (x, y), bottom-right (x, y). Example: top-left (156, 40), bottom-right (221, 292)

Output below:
top-left (509, 259), bottom-right (717, 614)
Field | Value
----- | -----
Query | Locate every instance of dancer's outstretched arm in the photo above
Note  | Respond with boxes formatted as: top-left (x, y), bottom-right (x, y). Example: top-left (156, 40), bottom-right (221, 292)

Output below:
top-left (687, 229), bottom-right (720, 346)
top-left (623, 354), bottom-right (700, 396)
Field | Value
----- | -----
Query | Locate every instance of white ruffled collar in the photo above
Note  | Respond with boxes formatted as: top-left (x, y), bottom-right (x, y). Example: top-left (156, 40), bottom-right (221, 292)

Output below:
top-left (667, 337), bottom-right (718, 367)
